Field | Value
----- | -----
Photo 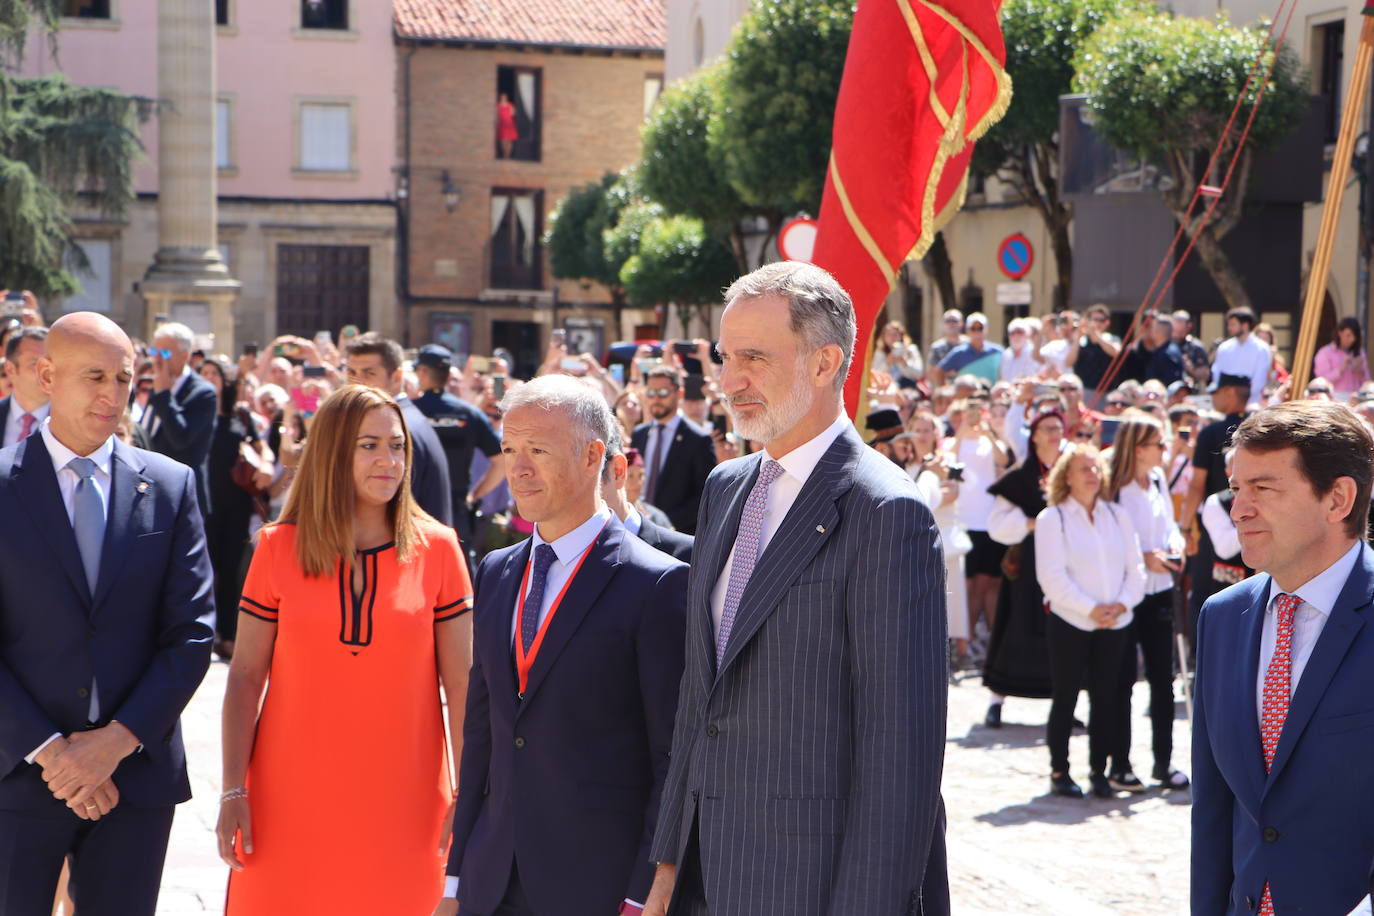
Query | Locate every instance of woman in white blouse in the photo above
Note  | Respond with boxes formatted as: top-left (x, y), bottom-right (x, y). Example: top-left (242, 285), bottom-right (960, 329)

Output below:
top-left (1104, 413), bottom-right (1190, 791)
top-left (1035, 444), bottom-right (1147, 799)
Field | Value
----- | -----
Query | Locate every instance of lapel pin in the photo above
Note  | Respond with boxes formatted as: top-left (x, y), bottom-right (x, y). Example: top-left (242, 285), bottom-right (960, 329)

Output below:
top-left (137, 481), bottom-right (150, 494)
top-left (816, 524), bottom-right (827, 534)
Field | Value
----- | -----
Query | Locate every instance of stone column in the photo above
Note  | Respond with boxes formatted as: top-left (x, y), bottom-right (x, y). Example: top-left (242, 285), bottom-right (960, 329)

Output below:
top-left (140, 0), bottom-right (239, 351)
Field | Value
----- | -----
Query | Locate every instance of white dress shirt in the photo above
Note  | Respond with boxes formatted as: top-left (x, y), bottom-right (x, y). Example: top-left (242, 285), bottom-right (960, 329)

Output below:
top-left (710, 414), bottom-right (849, 640)
top-left (25, 419), bottom-right (115, 763)
top-left (622, 503), bottom-right (643, 536)
top-left (1254, 541), bottom-right (1370, 916)
top-left (1114, 470), bottom-right (1183, 596)
top-left (1034, 497), bottom-right (1147, 631)
top-left (1211, 335), bottom-right (1271, 405)
top-left (512, 506), bottom-right (613, 645)
top-left (2, 398), bottom-right (49, 447)
top-left (1256, 540), bottom-right (1362, 722)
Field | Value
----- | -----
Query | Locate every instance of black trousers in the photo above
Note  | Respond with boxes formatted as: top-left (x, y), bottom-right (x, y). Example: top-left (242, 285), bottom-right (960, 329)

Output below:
top-left (0, 802), bottom-right (174, 916)
top-left (1046, 613), bottom-right (1131, 776)
top-left (1112, 589), bottom-right (1178, 775)
top-left (204, 506), bottom-right (252, 641)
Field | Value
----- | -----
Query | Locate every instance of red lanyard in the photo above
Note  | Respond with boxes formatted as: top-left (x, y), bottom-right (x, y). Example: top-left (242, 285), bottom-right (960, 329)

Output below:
top-left (514, 523), bottom-right (605, 696)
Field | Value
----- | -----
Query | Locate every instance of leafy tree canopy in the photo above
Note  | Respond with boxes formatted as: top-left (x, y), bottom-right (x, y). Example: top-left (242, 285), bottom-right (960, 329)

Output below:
top-left (992, 0), bottom-right (1151, 149)
top-left (1, 1), bottom-right (149, 298)
top-left (603, 199), bottom-right (666, 276)
top-left (619, 214), bottom-right (738, 308)
top-left (546, 172), bottom-right (619, 286)
top-left (639, 62), bottom-right (745, 230)
top-left (711, 0), bottom-right (853, 215)
top-left (1072, 11), bottom-right (1307, 163)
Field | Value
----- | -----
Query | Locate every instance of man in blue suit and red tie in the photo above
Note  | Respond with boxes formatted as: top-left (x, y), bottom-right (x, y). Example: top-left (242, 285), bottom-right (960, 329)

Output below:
top-left (1192, 401), bottom-right (1374, 915)
top-left (0, 312), bottom-right (215, 914)
top-left (437, 375), bottom-right (688, 916)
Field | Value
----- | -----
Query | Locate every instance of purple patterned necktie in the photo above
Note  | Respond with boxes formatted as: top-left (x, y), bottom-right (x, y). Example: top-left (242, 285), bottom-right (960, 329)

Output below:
top-left (717, 459), bottom-right (785, 665)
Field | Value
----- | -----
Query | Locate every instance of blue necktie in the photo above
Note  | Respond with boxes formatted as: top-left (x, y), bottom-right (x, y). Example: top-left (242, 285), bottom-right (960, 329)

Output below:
top-left (520, 544), bottom-right (558, 654)
top-left (67, 457), bottom-right (106, 593)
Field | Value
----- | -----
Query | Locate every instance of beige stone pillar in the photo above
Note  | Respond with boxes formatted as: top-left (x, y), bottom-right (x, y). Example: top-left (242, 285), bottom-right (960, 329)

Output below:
top-left (140, 0), bottom-right (239, 352)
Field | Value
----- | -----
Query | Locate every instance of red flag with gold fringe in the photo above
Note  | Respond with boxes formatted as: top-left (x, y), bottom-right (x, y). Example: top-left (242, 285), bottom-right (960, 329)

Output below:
top-left (810, 0), bottom-right (1011, 418)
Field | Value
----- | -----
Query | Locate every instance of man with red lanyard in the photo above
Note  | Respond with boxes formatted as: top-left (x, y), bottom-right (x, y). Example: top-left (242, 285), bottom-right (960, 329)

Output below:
top-left (438, 375), bottom-right (688, 916)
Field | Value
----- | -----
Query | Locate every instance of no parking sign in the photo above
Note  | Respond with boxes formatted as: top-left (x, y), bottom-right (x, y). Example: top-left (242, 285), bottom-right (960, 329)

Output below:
top-left (997, 233), bottom-right (1034, 280)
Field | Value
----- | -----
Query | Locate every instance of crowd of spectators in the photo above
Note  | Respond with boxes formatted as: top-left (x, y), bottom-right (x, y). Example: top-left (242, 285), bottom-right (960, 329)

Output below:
top-left (3, 287), bottom-right (1373, 808)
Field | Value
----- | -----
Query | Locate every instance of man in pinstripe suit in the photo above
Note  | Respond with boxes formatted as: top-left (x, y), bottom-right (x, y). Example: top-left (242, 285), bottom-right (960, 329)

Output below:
top-left (645, 262), bottom-right (950, 916)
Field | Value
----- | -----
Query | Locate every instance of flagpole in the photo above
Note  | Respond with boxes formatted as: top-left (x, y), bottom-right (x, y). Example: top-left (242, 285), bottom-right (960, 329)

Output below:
top-left (1289, 9), bottom-right (1374, 397)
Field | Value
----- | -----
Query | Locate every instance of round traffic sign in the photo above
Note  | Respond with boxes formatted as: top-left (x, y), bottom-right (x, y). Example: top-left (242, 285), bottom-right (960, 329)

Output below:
top-left (778, 218), bottom-right (819, 263)
top-left (998, 233), bottom-right (1034, 280)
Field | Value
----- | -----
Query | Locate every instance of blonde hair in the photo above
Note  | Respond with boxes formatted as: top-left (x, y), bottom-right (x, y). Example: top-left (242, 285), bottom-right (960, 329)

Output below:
top-left (1045, 443), bottom-right (1104, 506)
top-left (1103, 411), bottom-right (1165, 502)
top-left (271, 385), bottom-right (429, 576)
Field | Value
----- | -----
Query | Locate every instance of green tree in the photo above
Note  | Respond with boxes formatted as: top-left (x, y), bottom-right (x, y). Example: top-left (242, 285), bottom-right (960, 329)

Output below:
top-left (619, 214), bottom-right (738, 331)
top-left (1073, 11), bottom-right (1307, 311)
top-left (639, 63), bottom-right (752, 270)
top-left (546, 173), bottom-right (622, 291)
top-left (603, 199), bottom-right (666, 278)
top-left (974, 0), bottom-right (1152, 309)
top-left (1, 1), bottom-right (151, 298)
top-left (711, 0), bottom-right (853, 228)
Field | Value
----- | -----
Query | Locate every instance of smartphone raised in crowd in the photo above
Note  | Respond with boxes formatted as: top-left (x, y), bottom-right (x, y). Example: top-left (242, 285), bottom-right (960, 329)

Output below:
top-left (302, 365), bottom-right (327, 379)
top-left (243, 343), bottom-right (259, 358)
top-left (468, 355), bottom-right (491, 374)
top-left (551, 329), bottom-right (567, 349)
top-left (712, 413), bottom-right (729, 438)
top-left (608, 363), bottom-right (625, 385)
top-left (491, 374), bottom-right (507, 399)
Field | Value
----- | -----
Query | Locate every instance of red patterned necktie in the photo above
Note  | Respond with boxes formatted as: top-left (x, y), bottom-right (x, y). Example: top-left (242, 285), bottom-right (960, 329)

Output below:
top-left (17, 413), bottom-right (35, 442)
top-left (1257, 592), bottom-right (1300, 916)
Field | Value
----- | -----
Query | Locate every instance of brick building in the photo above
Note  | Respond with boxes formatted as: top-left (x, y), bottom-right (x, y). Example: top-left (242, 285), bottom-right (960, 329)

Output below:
top-left (394, 0), bottom-right (666, 377)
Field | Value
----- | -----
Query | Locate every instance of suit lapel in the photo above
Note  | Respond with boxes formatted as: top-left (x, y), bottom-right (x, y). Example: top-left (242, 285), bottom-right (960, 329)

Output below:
top-left (1264, 547), bottom-right (1374, 793)
top-left (715, 430), bottom-right (860, 679)
top-left (92, 442), bottom-right (152, 610)
top-left (12, 433), bottom-right (90, 605)
top-left (1224, 580), bottom-right (1270, 811)
top-left (482, 542), bottom-right (529, 704)
top-left (691, 458), bottom-right (757, 689)
top-left (516, 520), bottom-right (622, 712)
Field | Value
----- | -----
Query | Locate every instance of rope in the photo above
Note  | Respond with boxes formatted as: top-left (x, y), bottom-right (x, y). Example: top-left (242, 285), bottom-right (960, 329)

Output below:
top-left (1087, 0), bottom-right (1298, 407)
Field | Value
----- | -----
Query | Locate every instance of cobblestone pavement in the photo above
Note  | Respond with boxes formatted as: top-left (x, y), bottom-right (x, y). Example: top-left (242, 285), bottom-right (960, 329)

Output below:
top-left (157, 662), bottom-right (1191, 915)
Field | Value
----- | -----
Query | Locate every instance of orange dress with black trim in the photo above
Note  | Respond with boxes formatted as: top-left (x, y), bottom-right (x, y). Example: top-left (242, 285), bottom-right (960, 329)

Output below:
top-left (225, 518), bottom-right (472, 915)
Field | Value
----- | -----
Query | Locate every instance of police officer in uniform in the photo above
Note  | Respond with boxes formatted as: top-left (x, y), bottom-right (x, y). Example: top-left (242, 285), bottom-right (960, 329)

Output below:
top-left (412, 344), bottom-right (504, 547)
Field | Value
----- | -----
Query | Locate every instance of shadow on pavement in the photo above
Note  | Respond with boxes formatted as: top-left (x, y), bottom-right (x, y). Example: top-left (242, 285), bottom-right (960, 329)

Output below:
top-left (973, 786), bottom-right (1192, 828)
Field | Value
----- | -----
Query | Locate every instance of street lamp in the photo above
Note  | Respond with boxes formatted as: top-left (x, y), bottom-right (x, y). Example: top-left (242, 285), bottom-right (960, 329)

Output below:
top-left (440, 171), bottom-right (461, 212)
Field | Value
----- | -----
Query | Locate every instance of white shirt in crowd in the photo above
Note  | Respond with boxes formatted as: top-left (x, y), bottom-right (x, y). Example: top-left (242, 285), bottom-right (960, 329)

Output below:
top-left (1034, 497), bottom-right (1147, 632)
top-left (999, 343), bottom-right (1041, 383)
top-left (947, 436), bottom-right (1001, 532)
top-left (710, 414), bottom-right (849, 639)
top-left (25, 419), bottom-right (113, 763)
top-left (1113, 469), bottom-right (1183, 596)
top-left (1039, 338), bottom-right (1073, 375)
top-left (1201, 492), bottom-right (1241, 560)
top-left (2, 399), bottom-right (49, 447)
top-left (1211, 334), bottom-right (1271, 405)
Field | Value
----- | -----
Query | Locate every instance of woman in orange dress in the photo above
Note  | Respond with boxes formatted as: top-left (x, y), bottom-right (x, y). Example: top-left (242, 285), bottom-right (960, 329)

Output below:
top-left (216, 385), bottom-right (473, 914)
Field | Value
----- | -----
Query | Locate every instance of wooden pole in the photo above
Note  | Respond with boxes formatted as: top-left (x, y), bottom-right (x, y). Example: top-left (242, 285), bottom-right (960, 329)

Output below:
top-left (1290, 11), bottom-right (1374, 397)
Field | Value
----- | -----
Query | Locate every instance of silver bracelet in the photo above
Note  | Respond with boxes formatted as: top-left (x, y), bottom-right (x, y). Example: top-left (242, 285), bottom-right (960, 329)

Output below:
top-left (221, 786), bottom-right (248, 804)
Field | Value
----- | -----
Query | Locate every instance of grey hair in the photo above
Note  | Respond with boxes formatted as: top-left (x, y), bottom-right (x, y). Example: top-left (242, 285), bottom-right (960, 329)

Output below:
top-left (500, 375), bottom-right (616, 469)
top-left (152, 321), bottom-right (195, 351)
top-left (724, 261), bottom-right (857, 391)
